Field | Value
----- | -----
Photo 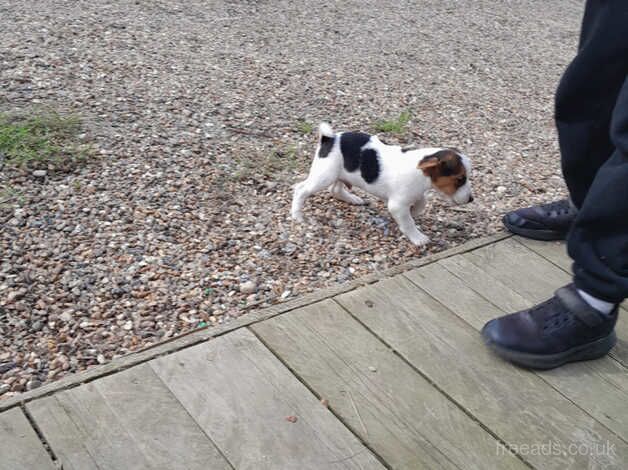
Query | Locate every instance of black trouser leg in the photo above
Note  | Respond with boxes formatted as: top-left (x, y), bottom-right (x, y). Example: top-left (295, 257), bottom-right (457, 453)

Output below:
top-left (568, 78), bottom-right (628, 303)
top-left (556, 0), bottom-right (628, 208)
top-left (556, 0), bottom-right (628, 303)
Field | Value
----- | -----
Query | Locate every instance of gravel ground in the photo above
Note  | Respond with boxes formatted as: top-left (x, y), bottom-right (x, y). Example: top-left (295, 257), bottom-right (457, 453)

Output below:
top-left (0, 0), bottom-right (581, 397)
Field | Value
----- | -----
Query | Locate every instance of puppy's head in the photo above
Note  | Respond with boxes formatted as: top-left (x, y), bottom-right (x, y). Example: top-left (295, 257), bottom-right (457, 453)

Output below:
top-left (417, 149), bottom-right (473, 205)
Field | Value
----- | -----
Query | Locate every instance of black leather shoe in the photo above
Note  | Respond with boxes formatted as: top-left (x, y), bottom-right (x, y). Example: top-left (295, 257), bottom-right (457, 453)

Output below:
top-left (482, 284), bottom-right (617, 369)
top-left (502, 198), bottom-right (577, 240)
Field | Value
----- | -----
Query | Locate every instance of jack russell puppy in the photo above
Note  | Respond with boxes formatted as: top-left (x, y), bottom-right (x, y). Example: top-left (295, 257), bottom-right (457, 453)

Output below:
top-left (291, 123), bottom-right (473, 248)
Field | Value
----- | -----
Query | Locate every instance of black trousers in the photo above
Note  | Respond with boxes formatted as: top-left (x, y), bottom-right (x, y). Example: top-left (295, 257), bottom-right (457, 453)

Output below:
top-left (558, 0), bottom-right (628, 303)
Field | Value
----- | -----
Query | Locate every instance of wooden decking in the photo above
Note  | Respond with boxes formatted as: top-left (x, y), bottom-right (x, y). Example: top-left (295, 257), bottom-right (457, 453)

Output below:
top-left (1, 236), bottom-right (627, 469)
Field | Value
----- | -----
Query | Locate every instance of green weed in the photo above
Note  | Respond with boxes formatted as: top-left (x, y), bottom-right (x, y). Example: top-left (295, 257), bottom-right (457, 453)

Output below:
top-left (373, 110), bottom-right (411, 134)
top-left (0, 111), bottom-right (91, 171)
top-left (295, 120), bottom-right (314, 135)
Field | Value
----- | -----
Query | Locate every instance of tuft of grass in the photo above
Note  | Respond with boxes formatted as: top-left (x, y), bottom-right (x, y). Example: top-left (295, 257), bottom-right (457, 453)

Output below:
top-left (0, 111), bottom-right (91, 171)
top-left (230, 145), bottom-right (300, 181)
top-left (0, 184), bottom-right (24, 208)
top-left (373, 110), bottom-right (411, 134)
top-left (295, 120), bottom-right (314, 135)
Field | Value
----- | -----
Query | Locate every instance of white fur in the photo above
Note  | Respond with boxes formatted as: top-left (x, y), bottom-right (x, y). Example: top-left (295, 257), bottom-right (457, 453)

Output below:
top-left (291, 123), bottom-right (473, 247)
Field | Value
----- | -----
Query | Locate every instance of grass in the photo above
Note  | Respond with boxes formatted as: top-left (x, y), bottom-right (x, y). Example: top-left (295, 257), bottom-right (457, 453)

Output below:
top-left (0, 111), bottom-right (91, 171)
top-left (295, 120), bottom-right (314, 135)
top-left (0, 184), bottom-right (24, 208)
top-left (230, 145), bottom-right (300, 181)
top-left (373, 110), bottom-right (411, 134)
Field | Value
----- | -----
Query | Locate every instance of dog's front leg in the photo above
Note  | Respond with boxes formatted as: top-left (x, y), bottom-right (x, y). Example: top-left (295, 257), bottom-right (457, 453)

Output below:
top-left (388, 200), bottom-right (430, 247)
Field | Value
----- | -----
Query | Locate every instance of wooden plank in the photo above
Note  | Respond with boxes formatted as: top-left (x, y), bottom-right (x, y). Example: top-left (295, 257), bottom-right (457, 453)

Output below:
top-left (439, 254), bottom-right (531, 312)
top-left (406, 262), bottom-right (628, 442)
top-left (150, 328), bottom-right (382, 470)
top-left (336, 275), bottom-right (628, 469)
top-left (27, 364), bottom-right (230, 470)
top-left (514, 237), bottom-right (571, 271)
top-left (462, 238), bottom-right (628, 367)
top-left (0, 407), bottom-right (54, 470)
top-left (465, 237), bottom-right (570, 300)
top-left (252, 299), bottom-right (526, 470)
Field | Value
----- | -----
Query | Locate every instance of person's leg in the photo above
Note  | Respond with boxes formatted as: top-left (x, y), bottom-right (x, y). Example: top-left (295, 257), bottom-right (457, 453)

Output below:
top-left (569, 76), bottom-right (628, 304)
top-left (482, 79), bottom-right (628, 370)
top-left (558, 0), bottom-right (628, 303)
top-left (557, 1), bottom-right (628, 208)
top-left (502, 0), bottom-right (628, 240)
top-left (483, 1), bottom-right (628, 369)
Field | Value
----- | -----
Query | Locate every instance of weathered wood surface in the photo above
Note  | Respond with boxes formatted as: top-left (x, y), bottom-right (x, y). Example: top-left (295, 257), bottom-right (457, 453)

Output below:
top-left (150, 328), bottom-right (383, 470)
top-left (252, 299), bottom-right (526, 470)
top-left (27, 364), bottom-right (231, 470)
top-left (407, 260), bottom-right (628, 443)
top-left (0, 407), bottom-right (54, 470)
top-left (336, 275), bottom-right (628, 469)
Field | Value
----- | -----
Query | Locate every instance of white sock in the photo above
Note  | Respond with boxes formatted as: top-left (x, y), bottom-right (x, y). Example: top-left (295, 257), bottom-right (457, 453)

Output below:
top-left (577, 289), bottom-right (615, 315)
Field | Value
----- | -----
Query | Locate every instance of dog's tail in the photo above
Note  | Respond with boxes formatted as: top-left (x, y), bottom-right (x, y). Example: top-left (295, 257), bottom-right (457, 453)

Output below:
top-left (319, 122), bottom-right (335, 140)
top-left (317, 122), bottom-right (336, 158)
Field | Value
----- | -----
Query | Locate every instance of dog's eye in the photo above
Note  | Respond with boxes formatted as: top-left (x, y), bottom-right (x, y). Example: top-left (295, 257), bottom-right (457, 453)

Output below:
top-left (457, 175), bottom-right (467, 187)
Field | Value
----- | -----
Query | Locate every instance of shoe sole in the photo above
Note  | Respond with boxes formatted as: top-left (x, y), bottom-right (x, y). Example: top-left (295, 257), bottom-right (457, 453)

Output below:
top-left (482, 331), bottom-right (616, 370)
top-left (502, 215), bottom-right (567, 241)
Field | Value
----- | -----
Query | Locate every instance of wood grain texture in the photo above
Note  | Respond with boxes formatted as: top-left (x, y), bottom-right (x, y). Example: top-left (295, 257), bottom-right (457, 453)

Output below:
top-left (150, 328), bottom-right (383, 470)
top-left (514, 238), bottom-right (571, 272)
top-left (406, 262), bottom-right (628, 443)
top-left (0, 407), bottom-right (54, 470)
top-left (27, 364), bottom-right (230, 470)
top-left (336, 275), bottom-right (628, 469)
top-left (464, 237), bottom-right (569, 300)
top-left (514, 237), bottom-right (628, 366)
top-left (252, 299), bottom-right (526, 470)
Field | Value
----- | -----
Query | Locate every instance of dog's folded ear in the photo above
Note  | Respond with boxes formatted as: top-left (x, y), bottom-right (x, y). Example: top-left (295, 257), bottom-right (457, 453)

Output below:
top-left (417, 149), bottom-right (461, 173)
top-left (417, 155), bottom-right (440, 170)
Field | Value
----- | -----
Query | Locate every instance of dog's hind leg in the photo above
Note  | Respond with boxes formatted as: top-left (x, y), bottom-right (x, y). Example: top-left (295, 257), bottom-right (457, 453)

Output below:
top-left (329, 181), bottom-right (365, 205)
top-left (291, 160), bottom-right (339, 222)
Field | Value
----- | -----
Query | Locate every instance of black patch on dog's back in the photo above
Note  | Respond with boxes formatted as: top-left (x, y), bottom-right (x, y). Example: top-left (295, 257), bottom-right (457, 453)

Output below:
top-left (318, 135), bottom-right (335, 158)
top-left (360, 148), bottom-right (380, 183)
top-left (340, 132), bottom-right (371, 172)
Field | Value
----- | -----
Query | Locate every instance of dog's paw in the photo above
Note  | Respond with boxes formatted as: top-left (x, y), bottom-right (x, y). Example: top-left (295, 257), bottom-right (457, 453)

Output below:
top-left (291, 212), bottom-right (305, 223)
top-left (348, 194), bottom-right (366, 205)
top-left (411, 232), bottom-right (430, 248)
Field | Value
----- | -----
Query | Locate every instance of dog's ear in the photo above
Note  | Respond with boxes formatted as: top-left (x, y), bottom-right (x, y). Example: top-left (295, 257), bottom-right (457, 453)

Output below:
top-left (417, 149), bottom-right (467, 196)
top-left (417, 150), bottom-right (461, 175)
top-left (417, 155), bottom-right (440, 171)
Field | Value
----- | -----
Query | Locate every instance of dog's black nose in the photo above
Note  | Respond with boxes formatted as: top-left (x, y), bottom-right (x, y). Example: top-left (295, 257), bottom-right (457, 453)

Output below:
top-left (469, 195), bottom-right (474, 203)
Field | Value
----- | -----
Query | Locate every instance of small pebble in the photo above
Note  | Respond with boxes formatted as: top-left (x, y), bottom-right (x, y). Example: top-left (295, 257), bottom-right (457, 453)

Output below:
top-left (26, 379), bottom-right (42, 391)
top-left (239, 281), bottom-right (257, 294)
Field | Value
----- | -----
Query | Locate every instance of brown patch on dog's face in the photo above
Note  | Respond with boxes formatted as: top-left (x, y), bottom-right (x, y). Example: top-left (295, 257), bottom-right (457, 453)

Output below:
top-left (417, 149), bottom-right (467, 196)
